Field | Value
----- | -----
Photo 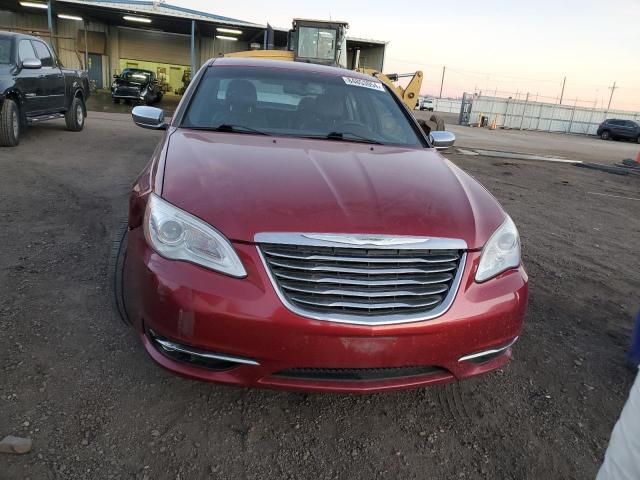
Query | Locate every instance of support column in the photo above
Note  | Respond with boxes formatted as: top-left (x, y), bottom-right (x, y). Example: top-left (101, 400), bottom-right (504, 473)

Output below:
top-left (83, 21), bottom-right (88, 71)
top-left (190, 20), bottom-right (196, 77)
top-left (47, 0), bottom-right (57, 53)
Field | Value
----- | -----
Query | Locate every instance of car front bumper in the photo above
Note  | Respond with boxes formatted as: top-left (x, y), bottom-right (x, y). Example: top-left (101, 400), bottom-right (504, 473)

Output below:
top-left (112, 88), bottom-right (145, 100)
top-left (123, 227), bottom-right (528, 393)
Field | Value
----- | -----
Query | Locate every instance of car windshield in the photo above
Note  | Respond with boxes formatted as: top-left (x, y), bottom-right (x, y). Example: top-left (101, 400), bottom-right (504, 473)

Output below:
top-left (121, 69), bottom-right (151, 82)
top-left (181, 65), bottom-right (424, 147)
top-left (0, 38), bottom-right (11, 64)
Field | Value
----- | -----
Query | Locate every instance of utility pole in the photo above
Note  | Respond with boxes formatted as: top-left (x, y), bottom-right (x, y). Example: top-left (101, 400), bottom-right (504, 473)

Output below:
top-left (519, 92), bottom-right (529, 130)
top-left (607, 81), bottom-right (617, 110)
top-left (439, 66), bottom-right (446, 98)
top-left (559, 76), bottom-right (566, 105)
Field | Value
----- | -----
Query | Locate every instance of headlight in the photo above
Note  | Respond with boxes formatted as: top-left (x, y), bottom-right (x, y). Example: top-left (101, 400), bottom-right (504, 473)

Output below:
top-left (475, 216), bottom-right (521, 282)
top-left (143, 194), bottom-right (246, 278)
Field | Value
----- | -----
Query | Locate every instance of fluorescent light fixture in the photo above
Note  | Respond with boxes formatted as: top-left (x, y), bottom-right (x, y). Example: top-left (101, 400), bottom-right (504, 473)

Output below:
top-left (216, 35), bottom-right (238, 41)
top-left (20, 1), bottom-right (48, 9)
top-left (58, 14), bottom-right (83, 21)
top-left (123, 15), bottom-right (151, 24)
top-left (216, 27), bottom-right (242, 35)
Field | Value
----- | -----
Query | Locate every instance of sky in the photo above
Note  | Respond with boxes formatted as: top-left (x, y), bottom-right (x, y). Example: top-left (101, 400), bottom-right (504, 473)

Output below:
top-left (176, 0), bottom-right (640, 110)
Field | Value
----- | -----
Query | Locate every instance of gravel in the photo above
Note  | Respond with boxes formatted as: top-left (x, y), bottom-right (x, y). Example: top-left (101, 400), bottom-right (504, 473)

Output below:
top-left (1, 114), bottom-right (638, 479)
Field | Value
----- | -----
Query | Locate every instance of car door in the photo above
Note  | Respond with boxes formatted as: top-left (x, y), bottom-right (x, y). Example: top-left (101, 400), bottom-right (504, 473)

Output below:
top-left (32, 39), bottom-right (65, 112)
top-left (15, 39), bottom-right (43, 115)
top-left (616, 120), bottom-right (631, 139)
top-left (608, 120), bottom-right (623, 139)
top-left (623, 121), bottom-right (638, 140)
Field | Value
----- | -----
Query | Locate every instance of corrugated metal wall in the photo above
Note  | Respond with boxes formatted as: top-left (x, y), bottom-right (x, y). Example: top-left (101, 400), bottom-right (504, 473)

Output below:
top-left (0, 10), bottom-right (48, 32)
top-left (199, 36), bottom-right (215, 65)
top-left (346, 45), bottom-right (385, 72)
top-left (0, 11), bottom-right (111, 85)
top-left (119, 27), bottom-right (190, 65)
top-left (432, 98), bottom-right (462, 114)
top-left (212, 37), bottom-right (249, 57)
top-left (56, 18), bottom-right (108, 73)
top-left (469, 96), bottom-right (640, 135)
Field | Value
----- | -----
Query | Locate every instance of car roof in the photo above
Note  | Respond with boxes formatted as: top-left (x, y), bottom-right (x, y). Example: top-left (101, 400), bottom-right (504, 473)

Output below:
top-left (208, 57), bottom-right (379, 82)
top-left (0, 31), bottom-right (41, 41)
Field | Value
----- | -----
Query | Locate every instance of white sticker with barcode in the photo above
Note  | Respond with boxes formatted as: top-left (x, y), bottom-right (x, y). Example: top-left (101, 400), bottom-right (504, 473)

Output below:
top-left (342, 76), bottom-right (385, 92)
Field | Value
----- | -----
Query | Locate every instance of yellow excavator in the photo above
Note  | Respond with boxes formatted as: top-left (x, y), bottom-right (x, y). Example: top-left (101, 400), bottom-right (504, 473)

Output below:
top-left (225, 19), bottom-right (423, 111)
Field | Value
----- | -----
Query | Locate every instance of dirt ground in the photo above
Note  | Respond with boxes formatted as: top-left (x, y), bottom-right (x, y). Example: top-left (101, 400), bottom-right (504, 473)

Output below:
top-left (413, 110), bottom-right (640, 165)
top-left (86, 91), bottom-right (181, 117)
top-left (1, 113), bottom-right (639, 480)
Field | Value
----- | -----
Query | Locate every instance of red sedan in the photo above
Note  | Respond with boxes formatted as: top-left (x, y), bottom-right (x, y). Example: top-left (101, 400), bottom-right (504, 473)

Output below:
top-left (113, 58), bottom-right (528, 393)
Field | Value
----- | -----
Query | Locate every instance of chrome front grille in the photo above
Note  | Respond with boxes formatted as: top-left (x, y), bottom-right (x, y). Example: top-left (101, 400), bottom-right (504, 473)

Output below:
top-left (257, 233), bottom-right (466, 325)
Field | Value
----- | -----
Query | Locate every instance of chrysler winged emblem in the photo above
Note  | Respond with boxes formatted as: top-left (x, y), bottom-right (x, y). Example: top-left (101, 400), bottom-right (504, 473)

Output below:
top-left (302, 233), bottom-right (428, 247)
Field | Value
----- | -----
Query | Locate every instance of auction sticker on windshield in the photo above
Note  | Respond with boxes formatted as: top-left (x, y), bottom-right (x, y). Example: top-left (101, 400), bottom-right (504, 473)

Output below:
top-left (342, 76), bottom-right (385, 92)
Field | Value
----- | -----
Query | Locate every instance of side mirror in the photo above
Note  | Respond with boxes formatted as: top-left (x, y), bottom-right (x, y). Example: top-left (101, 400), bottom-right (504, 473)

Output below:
top-left (132, 106), bottom-right (167, 130)
top-left (22, 58), bottom-right (42, 69)
top-left (113, 74), bottom-right (119, 79)
top-left (429, 131), bottom-right (456, 150)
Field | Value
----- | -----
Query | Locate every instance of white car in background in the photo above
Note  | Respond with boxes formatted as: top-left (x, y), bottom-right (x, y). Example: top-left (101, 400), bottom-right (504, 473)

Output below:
top-left (419, 97), bottom-right (435, 111)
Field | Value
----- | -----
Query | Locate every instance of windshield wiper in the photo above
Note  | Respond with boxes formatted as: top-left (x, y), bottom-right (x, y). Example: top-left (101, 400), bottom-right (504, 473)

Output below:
top-left (324, 131), bottom-right (384, 145)
top-left (186, 124), bottom-right (271, 136)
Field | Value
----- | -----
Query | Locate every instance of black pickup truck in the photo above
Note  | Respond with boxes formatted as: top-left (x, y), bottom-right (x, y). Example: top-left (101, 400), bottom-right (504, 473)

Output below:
top-left (0, 31), bottom-right (90, 147)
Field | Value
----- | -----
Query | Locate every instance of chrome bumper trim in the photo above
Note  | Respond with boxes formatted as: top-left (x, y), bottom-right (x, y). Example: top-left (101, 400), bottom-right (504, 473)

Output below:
top-left (151, 332), bottom-right (260, 366)
top-left (458, 336), bottom-right (519, 363)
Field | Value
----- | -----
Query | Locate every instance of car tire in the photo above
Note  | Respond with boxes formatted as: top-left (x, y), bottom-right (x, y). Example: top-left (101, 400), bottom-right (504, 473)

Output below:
top-left (112, 97), bottom-right (120, 104)
top-left (0, 98), bottom-right (20, 147)
top-left (637, 135), bottom-right (640, 144)
top-left (108, 222), bottom-right (131, 326)
top-left (65, 96), bottom-right (85, 132)
top-left (601, 130), bottom-right (611, 140)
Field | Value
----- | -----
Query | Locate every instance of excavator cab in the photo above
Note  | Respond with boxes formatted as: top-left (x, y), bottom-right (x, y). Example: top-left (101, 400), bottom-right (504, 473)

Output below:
top-left (288, 19), bottom-right (349, 68)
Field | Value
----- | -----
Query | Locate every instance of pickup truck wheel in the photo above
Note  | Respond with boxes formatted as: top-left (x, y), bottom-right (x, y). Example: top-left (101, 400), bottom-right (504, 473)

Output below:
top-left (65, 96), bottom-right (85, 132)
top-left (0, 99), bottom-right (20, 147)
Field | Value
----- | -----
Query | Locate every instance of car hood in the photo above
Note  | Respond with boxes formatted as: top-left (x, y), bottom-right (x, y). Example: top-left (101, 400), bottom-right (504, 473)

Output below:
top-left (161, 130), bottom-right (506, 250)
top-left (114, 79), bottom-right (146, 88)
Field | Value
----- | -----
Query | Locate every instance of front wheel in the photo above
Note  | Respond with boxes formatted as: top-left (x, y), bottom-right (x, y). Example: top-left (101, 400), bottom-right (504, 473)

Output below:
top-left (0, 99), bottom-right (20, 147)
top-left (108, 223), bottom-right (131, 326)
top-left (112, 97), bottom-right (120, 104)
top-left (637, 135), bottom-right (640, 144)
top-left (65, 96), bottom-right (85, 131)
top-left (600, 130), bottom-right (611, 140)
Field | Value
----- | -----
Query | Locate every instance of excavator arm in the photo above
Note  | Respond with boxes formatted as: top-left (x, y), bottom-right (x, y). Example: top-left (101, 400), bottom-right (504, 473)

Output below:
top-left (359, 69), bottom-right (423, 110)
